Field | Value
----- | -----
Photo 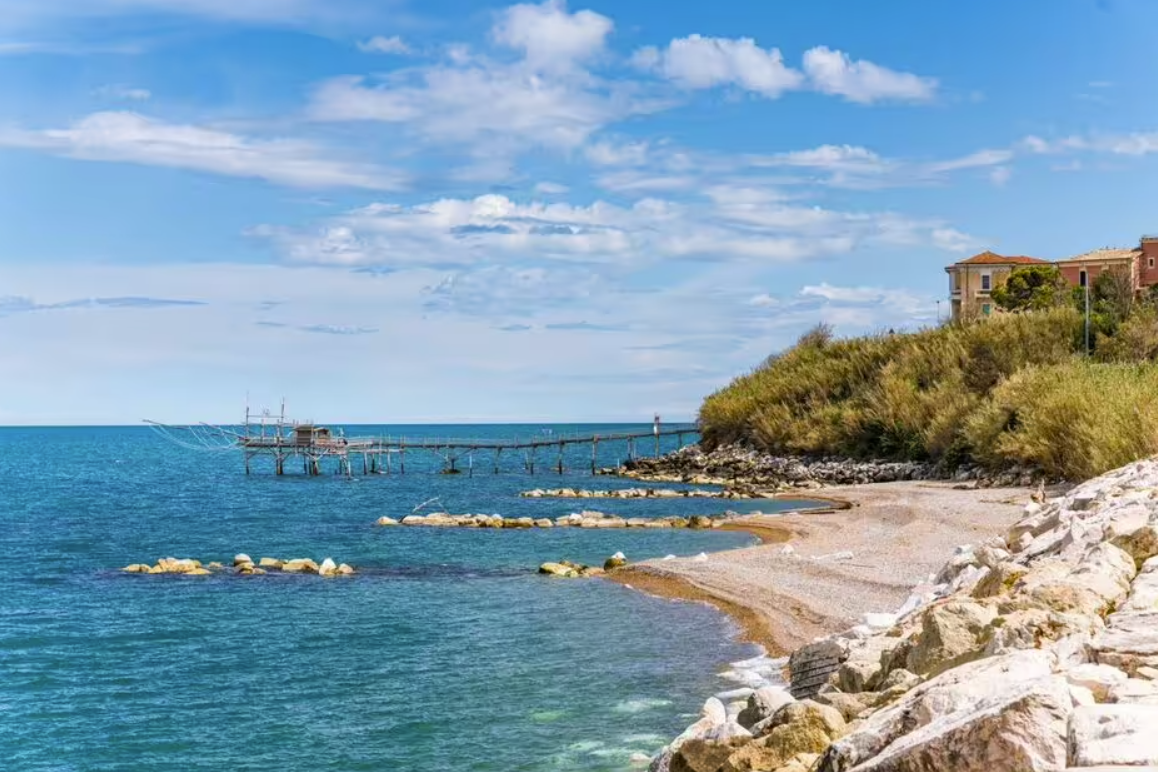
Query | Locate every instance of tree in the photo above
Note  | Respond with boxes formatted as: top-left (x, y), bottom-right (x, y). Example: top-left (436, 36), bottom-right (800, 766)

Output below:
top-left (990, 265), bottom-right (1069, 312)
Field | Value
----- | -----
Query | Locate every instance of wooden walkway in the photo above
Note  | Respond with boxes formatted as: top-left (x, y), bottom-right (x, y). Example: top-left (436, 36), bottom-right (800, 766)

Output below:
top-left (148, 408), bottom-right (697, 477)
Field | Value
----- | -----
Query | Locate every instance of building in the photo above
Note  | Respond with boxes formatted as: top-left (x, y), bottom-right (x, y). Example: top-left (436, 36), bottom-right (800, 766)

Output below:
top-left (945, 237), bottom-right (1158, 321)
top-left (945, 251), bottom-right (1051, 320)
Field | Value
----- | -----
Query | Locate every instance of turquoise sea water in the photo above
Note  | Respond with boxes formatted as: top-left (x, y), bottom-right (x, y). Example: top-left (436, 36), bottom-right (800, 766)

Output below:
top-left (0, 425), bottom-right (808, 771)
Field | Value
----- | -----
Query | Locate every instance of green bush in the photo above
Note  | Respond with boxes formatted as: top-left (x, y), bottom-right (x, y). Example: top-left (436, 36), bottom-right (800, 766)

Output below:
top-left (699, 306), bottom-right (1104, 475)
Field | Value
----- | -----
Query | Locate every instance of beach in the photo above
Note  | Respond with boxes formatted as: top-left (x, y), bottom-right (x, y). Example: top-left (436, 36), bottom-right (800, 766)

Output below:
top-left (610, 481), bottom-right (1041, 655)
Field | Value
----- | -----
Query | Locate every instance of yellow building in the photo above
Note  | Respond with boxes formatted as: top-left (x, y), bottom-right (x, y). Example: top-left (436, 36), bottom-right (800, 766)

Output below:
top-left (945, 251), bottom-right (1051, 321)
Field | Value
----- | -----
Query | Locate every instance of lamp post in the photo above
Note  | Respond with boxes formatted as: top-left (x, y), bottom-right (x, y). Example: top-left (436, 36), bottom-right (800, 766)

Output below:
top-left (936, 299), bottom-right (942, 324)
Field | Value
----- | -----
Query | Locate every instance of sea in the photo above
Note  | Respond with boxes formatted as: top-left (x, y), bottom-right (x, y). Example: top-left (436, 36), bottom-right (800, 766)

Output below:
top-left (0, 424), bottom-right (810, 771)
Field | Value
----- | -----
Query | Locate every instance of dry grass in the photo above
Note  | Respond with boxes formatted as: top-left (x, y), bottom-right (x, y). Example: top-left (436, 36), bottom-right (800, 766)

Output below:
top-left (698, 307), bottom-right (1158, 478)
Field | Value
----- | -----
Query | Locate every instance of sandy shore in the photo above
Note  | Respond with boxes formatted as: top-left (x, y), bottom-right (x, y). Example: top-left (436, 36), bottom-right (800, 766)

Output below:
top-left (609, 481), bottom-right (1044, 655)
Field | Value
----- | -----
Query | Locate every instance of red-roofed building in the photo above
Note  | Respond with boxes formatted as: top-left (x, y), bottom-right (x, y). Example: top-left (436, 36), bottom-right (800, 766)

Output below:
top-left (945, 251), bottom-right (1051, 320)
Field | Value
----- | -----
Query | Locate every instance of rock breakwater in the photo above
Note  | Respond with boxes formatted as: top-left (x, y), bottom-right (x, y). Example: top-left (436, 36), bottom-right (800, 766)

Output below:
top-left (378, 511), bottom-right (718, 530)
top-left (648, 457), bottom-right (1158, 771)
top-left (521, 487), bottom-right (775, 500)
top-left (614, 444), bottom-right (1044, 490)
top-left (122, 554), bottom-right (356, 577)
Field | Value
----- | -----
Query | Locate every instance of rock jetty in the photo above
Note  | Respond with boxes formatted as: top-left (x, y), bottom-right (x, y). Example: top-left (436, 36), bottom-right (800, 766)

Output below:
top-left (539, 552), bottom-right (630, 578)
top-left (614, 444), bottom-right (1044, 490)
top-left (649, 457), bottom-right (1158, 771)
top-left (123, 555), bottom-right (356, 577)
top-left (521, 487), bottom-right (773, 500)
top-left (379, 511), bottom-right (717, 529)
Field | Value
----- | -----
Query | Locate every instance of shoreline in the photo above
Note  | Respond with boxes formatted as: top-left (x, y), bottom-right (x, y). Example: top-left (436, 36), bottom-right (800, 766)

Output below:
top-left (607, 480), bottom-right (1038, 657)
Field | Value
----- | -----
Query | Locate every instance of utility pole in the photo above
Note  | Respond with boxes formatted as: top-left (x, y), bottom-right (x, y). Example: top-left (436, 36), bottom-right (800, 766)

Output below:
top-left (1085, 282), bottom-right (1091, 356)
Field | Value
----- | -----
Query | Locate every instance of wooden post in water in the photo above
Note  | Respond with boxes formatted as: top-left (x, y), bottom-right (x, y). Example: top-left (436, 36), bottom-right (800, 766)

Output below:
top-left (591, 437), bottom-right (598, 474)
top-left (627, 437), bottom-right (636, 462)
top-left (557, 442), bottom-right (564, 475)
top-left (494, 447), bottom-right (502, 474)
top-left (654, 413), bottom-right (661, 457)
top-left (400, 446), bottom-right (406, 474)
top-left (468, 450), bottom-right (474, 478)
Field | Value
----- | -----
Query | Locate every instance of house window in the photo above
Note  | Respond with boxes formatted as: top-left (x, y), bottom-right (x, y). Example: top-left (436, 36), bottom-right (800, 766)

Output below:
top-left (1079, 269), bottom-right (1088, 288)
top-left (982, 304), bottom-right (992, 316)
top-left (980, 274), bottom-right (991, 291)
top-left (1149, 257), bottom-right (1154, 269)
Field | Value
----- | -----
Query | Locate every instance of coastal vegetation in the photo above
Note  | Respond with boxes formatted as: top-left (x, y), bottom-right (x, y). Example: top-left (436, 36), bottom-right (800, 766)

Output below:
top-left (700, 290), bottom-right (1158, 480)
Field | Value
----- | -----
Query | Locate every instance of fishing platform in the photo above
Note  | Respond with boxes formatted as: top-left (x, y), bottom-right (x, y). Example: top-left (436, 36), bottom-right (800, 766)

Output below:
top-left (147, 403), bottom-right (698, 477)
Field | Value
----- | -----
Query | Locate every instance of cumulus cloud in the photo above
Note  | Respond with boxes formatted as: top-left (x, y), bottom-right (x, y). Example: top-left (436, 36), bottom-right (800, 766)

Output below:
top-left (633, 35), bottom-right (803, 98)
top-left (1023, 131), bottom-right (1158, 156)
top-left (491, 0), bottom-right (612, 71)
top-left (801, 46), bottom-right (937, 103)
top-left (0, 0), bottom-right (368, 29)
top-left (357, 35), bottom-right (410, 54)
top-left (0, 111), bottom-right (404, 190)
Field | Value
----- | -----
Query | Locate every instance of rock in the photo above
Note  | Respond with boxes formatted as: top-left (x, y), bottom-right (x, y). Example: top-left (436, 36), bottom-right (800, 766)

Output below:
top-left (689, 516), bottom-right (714, 530)
top-left (905, 600), bottom-right (997, 676)
top-left (534, 518), bottom-right (554, 528)
top-left (702, 721), bottom-right (752, 743)
top-left (1069, 684), bottom-right (1097, 707)
top-left (670, 738), bottom-right (747, 772)
top-left (401, 515), bottom-right (427, 526)
top-left (282, 558), bottom-right (319, 574)
top-left (1068, 704), bottom-right (1158, 766)
top-left (838, 637), bottom-right (900, 693)
top-left (701, 697), bottom-right (728, 726)
top-left (539, 562), bottom-right (580, 578)
top-left (187, 568), bottom-right (212, 576)
top-left (259, 557), bottom-right (284, 569)
top-left (337, 563), bottom-right (356, 576)
top-left (605, 552), bottom-right (629, 571)
top-left (1108, 678), bottom-right (1158, 705)
top-left (376, 516), bottom-right (399, 526)
top-left (737, 701), bottom-right (846, 771)
top-left (122, 564), bottom-right (150, 573)
top-left (813, 690), bottom-right (876, 722)
top-left (1093, 611), bottom-right (1158, 675)
top-left (318, 558), bottom-right (338, 577)
top-left (971, 561), bottom-right (1028, 599)
top-left (233, 553), bottom-right (252, 567)
top-left (1066, 663), bottom-right (1128, 702)
top-left (1113, 525), bottom-right (1158, 570)
top-left (737, 687), bottom-right (796, 730)
top-left (234, 561), bottom-right (255, 572)
top-left (818, 650), bottom-right (1060, 771)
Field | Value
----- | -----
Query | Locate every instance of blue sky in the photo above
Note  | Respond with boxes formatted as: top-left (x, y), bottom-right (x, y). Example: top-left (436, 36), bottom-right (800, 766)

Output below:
top-left (1, 0), bottom-right (1156, 424)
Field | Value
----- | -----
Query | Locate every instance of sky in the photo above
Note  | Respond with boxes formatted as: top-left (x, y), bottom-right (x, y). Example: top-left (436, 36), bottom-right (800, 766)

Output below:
top-left (1, 0), bottom-right (1157, 425)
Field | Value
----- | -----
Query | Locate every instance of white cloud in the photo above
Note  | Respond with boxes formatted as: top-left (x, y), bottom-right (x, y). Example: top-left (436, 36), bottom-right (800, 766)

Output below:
top-left (635, 35), bottom-right (803, 98)
top-left (491, 0), bottom-right (612, 71)
top-left (534, 181), bottom-right (570, 194)
top-left (357, 35), bottom-right (410, 54)
top-left (252, 190), bottom-right (978, 272)
top-left (93, 84), bottom-right (152, 101)
top-left (801, 46), bottom-right (937, 104)
top-left (1021, 131), bottom-right (1158, 157)
top-left (925, 148), bottom-right (1012, 173)
top-left (0, 0), bottom-right (367, 29)
top-left (989, 166), bottom-right (1012, 186)
top-left (0, 111), bottom-right (403, 190)
top-left (584, 139), bottom-right (649, 166)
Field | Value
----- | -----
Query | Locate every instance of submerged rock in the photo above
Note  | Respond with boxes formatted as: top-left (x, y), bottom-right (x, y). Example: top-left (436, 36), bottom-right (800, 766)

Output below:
top-left (376, 516), bottom-right (400, 526)
top-left (604, 552), bottom-right (628, 571)
top-left (539, 562), bottom-right (580, 578)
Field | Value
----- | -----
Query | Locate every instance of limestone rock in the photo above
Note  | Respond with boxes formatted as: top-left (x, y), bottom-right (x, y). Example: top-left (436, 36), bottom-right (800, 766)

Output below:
top-left (1107, 678), bottom-right (1158, 705)
top-left (737, 701), bottom-right (846, 771)
top-left (818, 650), bottom-right (1057, 770)
top-left (701, 697), bottom-right (728, 726)
top-left (259, 557), bottom-right (283, 569)
top-left (1112, 525), bottom-right (1158, 570)
top-left (318, 558), bottom-right (338, 577)
top-left (813, 690), bottom-right (876, 722)
top-left (187, 568), bottom-right (212, 576)
top-left (1066, 663), bottom-right (1128, 702)
top-left (737, 687), bottom-right (796, 730)
top-left (337, 563), bottom-right (356, 576)
top-left (376, 516), bottom-right (400, 526)
top-left (233, 553), bottom-right (252, 566)
top-left (670, 738), bottom-right (747, 772)
top-left (539, 562), bottom-right (580, 578)
top-left (689, 516), bottom-right (714, 530)
top-left (207, 562), bottom-right (224, 570)
top-left (905, 600), bottom-right (996, 676)
top-left (1093, 611), bottom-right (1158, 675)
top-left (1068, 704), bottom-right (1158, 767)
top-left (972, 561), bottom-right (1028, 599)
top-left (604, 552), bottom-right (629, 571)
top-left (122, 564), bottom-right (150, 573)
top-left (838, 637), bottom-right (900, 693)
top-left (534, 518), bottom-right (554, 528)
top-left (282, 558), bottom-right (319, 574)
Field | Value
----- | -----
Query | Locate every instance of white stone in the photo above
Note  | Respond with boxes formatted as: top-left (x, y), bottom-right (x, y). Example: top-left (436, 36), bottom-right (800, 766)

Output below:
top-left (233, 553), bottom-right (252, 566)
top-left (1069, 685), bottom-right (1097, 707)
top-left (700, 697), bottom-right (726, 725)
top-left (1108, 678), bottom-right (1158, 705)
top-left (1069, 704), bottom-right (1158, 766)
top-left (1066, 663), bottom-right (1128, 702)
top-left (318, 557), bottom-right (338, 576)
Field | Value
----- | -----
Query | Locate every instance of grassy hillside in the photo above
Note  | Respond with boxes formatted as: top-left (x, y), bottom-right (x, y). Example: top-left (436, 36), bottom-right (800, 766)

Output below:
top-left (699, 306), bottom-right (1158, 480)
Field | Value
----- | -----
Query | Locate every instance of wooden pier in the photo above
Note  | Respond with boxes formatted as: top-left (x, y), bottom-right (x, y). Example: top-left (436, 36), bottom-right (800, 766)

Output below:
top-left (147, 404), bottom-right (698, 477)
